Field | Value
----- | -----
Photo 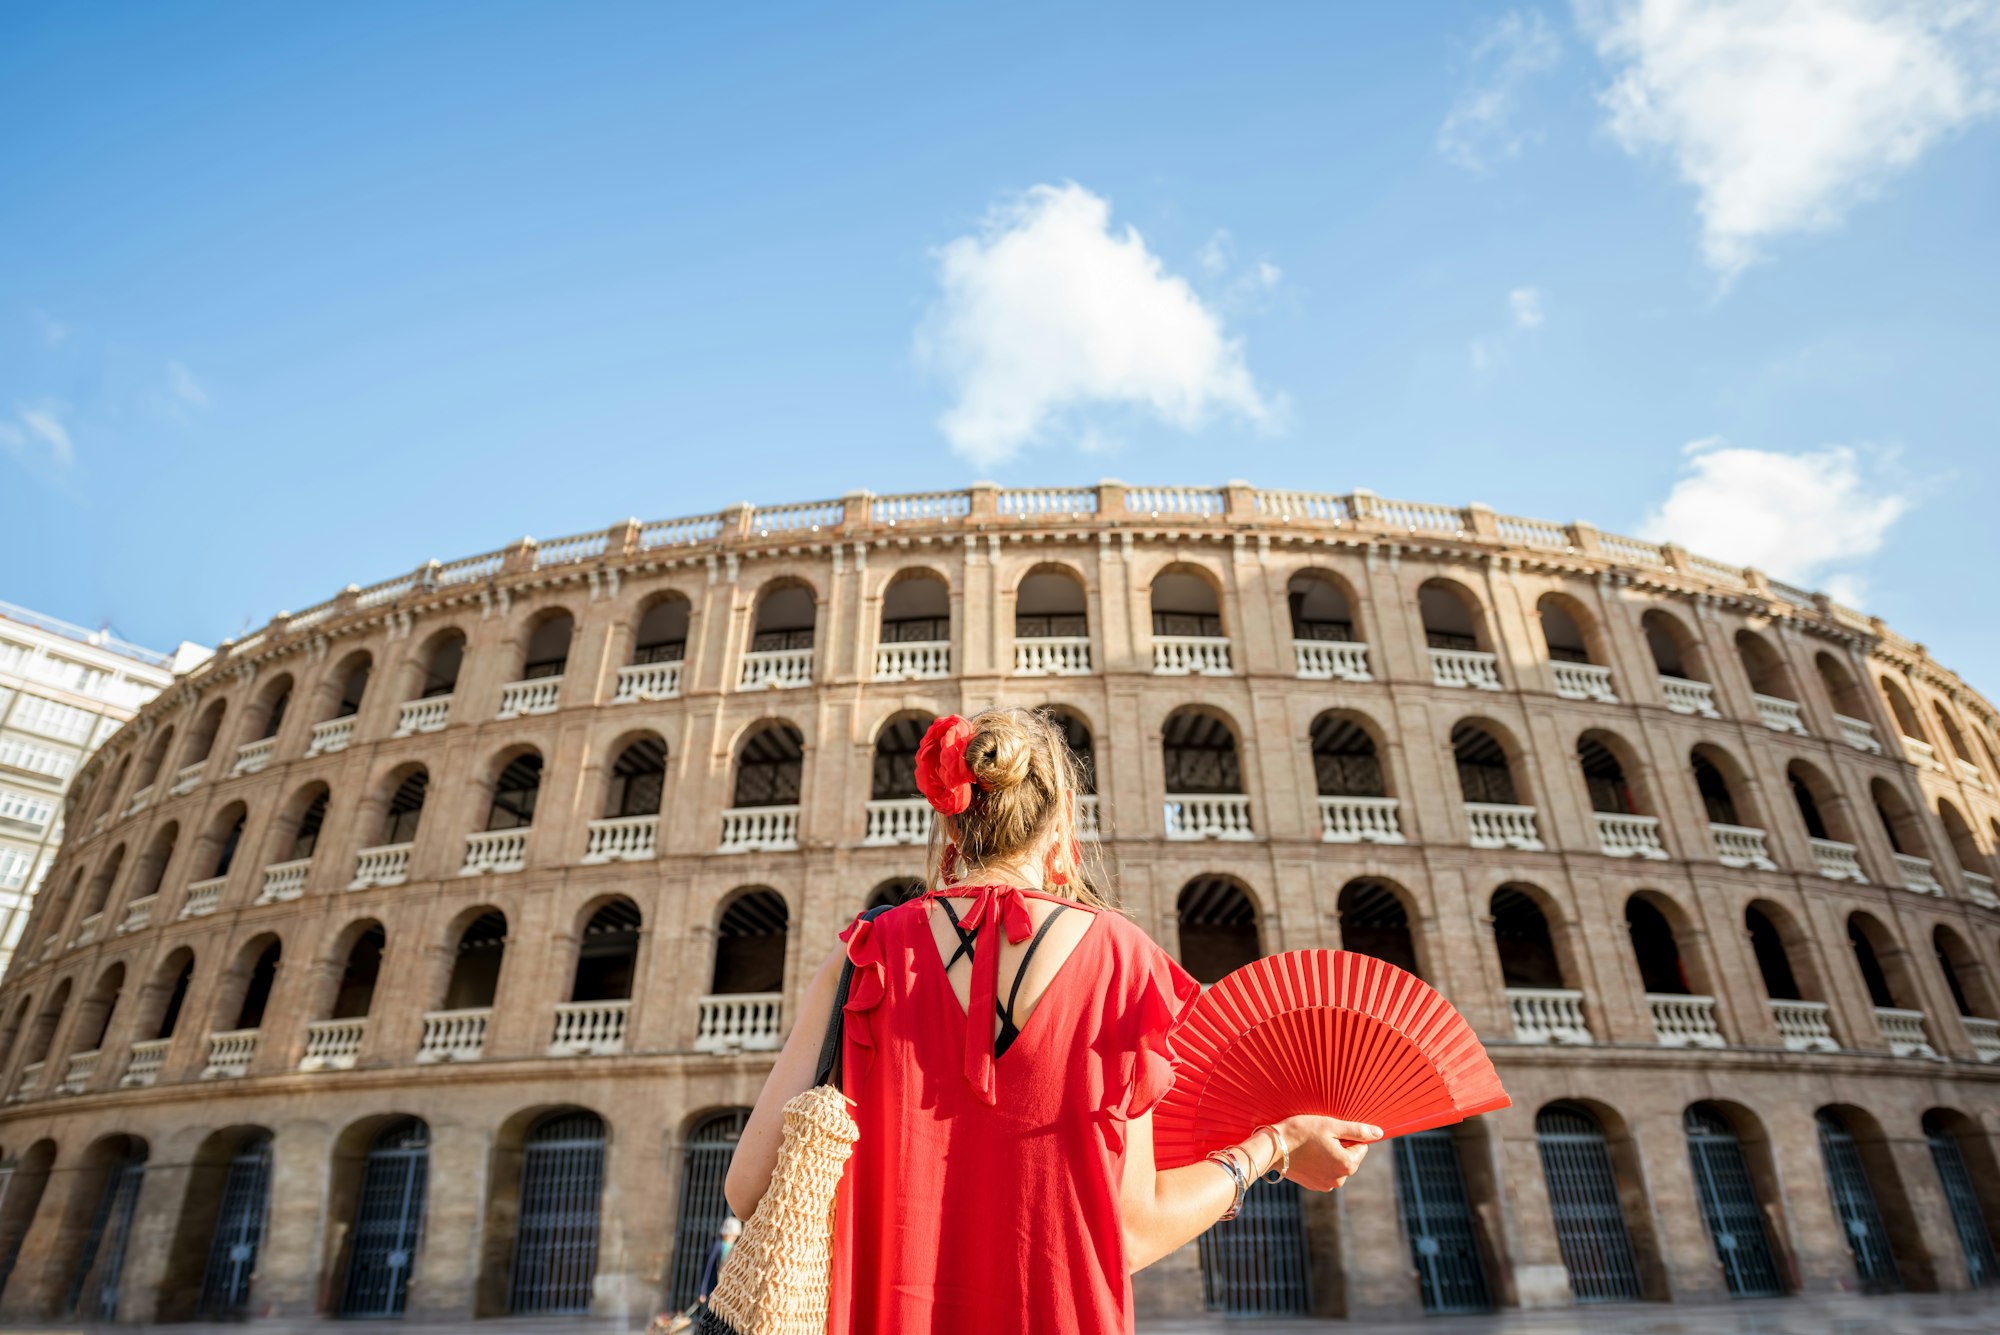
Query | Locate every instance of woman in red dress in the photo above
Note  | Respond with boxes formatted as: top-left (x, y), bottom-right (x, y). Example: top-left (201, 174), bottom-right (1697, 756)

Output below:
top-left (725, 708), bottom-right (1377, 1333)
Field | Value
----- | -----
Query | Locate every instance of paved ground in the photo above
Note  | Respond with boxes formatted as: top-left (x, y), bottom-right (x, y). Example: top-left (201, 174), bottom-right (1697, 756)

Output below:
top-left (4, 1290), bottom-right (1997, 1334)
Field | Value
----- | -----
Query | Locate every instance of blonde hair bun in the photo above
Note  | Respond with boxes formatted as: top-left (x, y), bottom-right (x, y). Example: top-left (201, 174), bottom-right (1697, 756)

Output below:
top-left (965, 725), bottom-right (1032, 791)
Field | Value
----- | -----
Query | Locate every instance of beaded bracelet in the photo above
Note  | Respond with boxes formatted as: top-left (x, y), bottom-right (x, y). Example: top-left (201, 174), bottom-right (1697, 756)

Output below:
top-left (1204, 1148), bottom-right (1250, 1221)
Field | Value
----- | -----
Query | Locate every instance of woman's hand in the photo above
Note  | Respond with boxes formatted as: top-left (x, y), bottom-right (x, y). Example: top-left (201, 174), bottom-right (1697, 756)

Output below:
top-left (1275, 1115), bottom-right (1381, 1190)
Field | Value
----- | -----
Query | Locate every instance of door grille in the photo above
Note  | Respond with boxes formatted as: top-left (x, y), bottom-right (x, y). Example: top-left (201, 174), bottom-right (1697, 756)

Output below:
top-left (1683, 1105), bottom-right (1783, 1297)
top-left (1817, 1110), bottom-right (1899, 1292)
top-left (67, 1148), bottom-right (146, 1319)
top-left (508, 1111), bottom-right (605, 1314)
top-left (668, 1110), bottom-right (750, 1311)
top-left (1197, 1179), bottom-right (1312, 1315)
top-left (199, 1135), bottom-right (272, 1316)
top-left (1927, 1126), bottom-right (1999, 1288)
top-left (1535, 1105), bottom-right (1643, 1302)
top-left (1394, 1128), bottom-right (1493, 1312)
top-left (341, 1119), bottom-right (429, 1318)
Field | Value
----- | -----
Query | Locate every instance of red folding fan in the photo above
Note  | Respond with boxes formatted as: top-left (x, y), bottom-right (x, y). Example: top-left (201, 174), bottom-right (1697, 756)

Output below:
top-left (1152, 950), bottom-right (1510, 1169)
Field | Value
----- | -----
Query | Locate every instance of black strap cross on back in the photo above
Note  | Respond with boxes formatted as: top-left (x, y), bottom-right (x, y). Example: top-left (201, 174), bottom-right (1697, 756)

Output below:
top-left (937, 897), bottom-right (1070, 1059)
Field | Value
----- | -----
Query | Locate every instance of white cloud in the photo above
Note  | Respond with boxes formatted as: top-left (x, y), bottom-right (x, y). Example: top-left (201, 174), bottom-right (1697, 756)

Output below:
top-left (1509, 286), bottom-right (1546, 328)
top-left (166, 360), bottom-right (209, 409)
top-left (919, 183), bottom-right (1275, 465)
top-left (1438, 10), bottom-right (1565, 171)
top-left (1582, 0), bottom-right (2000, 279)
top-left (1637, 437), bottom-right (1912, 592)
top-left (0, 404), bottom-right (76, 470)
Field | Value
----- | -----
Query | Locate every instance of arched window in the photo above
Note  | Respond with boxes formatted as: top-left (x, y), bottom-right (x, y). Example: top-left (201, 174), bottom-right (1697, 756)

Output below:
top-left (1815, 1107), bottom-right (1910, 1291)
top-left (1745, 905), bottom-right (1802, 1000)
top-left (72, 963), bottom-right (125, 1060)
top-left (520, 612), bottom-right (573, 681)
top-left (1871, 779), bottom-right (1938, 890)
top-left (1421, 581), bottom-right (1499, 689)
top-left (1735, 630), bottom-right (1794, 701)
top-left (381, 768), bottom-right (427, 844)
top-left (136, 726), bottom-right (175, 792)
top-left (1337, 879), bottom-right (1420, 977)
top-left (1311, 714), bottom-right (1384, 798)
top-left (60, 1133), bottom-right (148, 1319)
top-left (571, 899), bottom-right (641, 1004)
top-left (1542, 596), bottom-right (1615, 701)
top-left (1537, 595), bottom-right (1593, 663)
top-left (331, 926), bottom-right (386, 1020)
top-left (184, 699), bottom-right (228, 770)
top-left (83, 845), bottom-right (127, 918)
top-left (1578, 733), bottom-right (1636, 814)
top-left (1015, 569), bottom-right (1090, 676)
top-left (1150, 569), bottom-right (1230, 675)
top-left (303, 926), bottom-right (383, 1073)
top-left (507, 1111), bottom-right (605, 1315)
top-left (133, 822), bottom-right (181, 906)
top-left (330, 653), bottom-right (371, 719)
top-left (147, 950), bottom-right (194, 1043)
top-left (1627, 898), bottom-right (1692, 995)
top-left (486, 753), bottom-right (542, 830)
top-left (180, 1127), bottom-right (273, 1319)
top-left (1746, 901), bottom-right (1838, 1051)
top-left (1848, 914), bottom-right (1902, 1010)
top-left (1176, 877), bottom-right (1259, 985)
top-left (633, 595), bottom-right (690, 665)
top-left (21, 979), bottom-right (71, 1070)
top-left (1938, 800), bottom-right (1988, 884)
top-left (441, 911), bottom-right (507, 1012)
top-left (868, 878), bottom-right (924, 910)
top-left (251, 676), bottom-right (292, 742)
top-left (1922, 1109), bottom-right (2000, 1288)
top-left (711, 890), bottom-right (789, 995)
top-left (732, 725), bottom-right (803, 807)
top-left (1491, 887), bottom-right (1565, 989)
top-left (1162, 709), bottom-right (1251, 840)
top-left (1879, 675), bottom-right (1928, 750)
top-left (1933, 926), bottom-right (1994, 1020)
top-left (743, 584), bottom-right (815, 689)
top-left (1288, 571), bottom-right (1357, 643)
top-left (337, 1119), bottom-right (430, 1318)
top-left (1452, 724), bottom-right (1540, 849)
top-left (418, 631), bottom-right (464, 700)
top-left (605, 738), bottom-right (667, 818)
top-left (865, 715), bottom-right (933, 846)
top-left (877, 574), bottom-right (950, 680)
top-left (1815, 652), bottom-right (1869, 724)
top-left (286, 786), bottom-right (330, 863)
top-left (203, 804), bottom-right (248, 881)
top-left (232, 941), bottom-right (281, 1031)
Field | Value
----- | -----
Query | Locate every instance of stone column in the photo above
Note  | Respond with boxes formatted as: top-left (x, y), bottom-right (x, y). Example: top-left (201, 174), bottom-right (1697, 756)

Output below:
top-left (244, 1115), bottom-right (330, 1316)
top-left (405, 1116), bottom-right (490, 1318)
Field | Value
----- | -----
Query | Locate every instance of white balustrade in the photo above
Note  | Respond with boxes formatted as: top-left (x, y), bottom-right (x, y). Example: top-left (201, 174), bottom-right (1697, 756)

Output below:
top-left (1164, 794), bottom-right (1254, 841)
top-left (550, 1000), bottom-right (630, 1055)
top-left (73, 912), bottom-right (104, 946)
top-left (461, 829), bottom-right (528, 876)
top-left (739, 648), bottom-right (813, 690)
top-left (1963, 1016), bottom-right (2000, 1064)
top-left (395, 696), bottom-right (452, 736)
top-left (1966, 872), bottom-right (2000, 909)
top-left (695, 993), bottom-right (785, 1053)
top-left (1076, 794), bottom-right (1101, 839)
top-left (200, 1029), bottom-right (259, 1079)
top-left (614, 660), bottom-right (683, 702)
top-left (1430, 648), bottom-right (1502, 690)
top-left (299, 1018), bottom-right (367, 1071)
top-left (874, 641), bottom-right (950, 681)
top-left (169, 760), bottom-right (207, 796)
top-left (307, 716), bottom-right (355, 756)
top-left (496, 676), bottom-right (562, 719)
top-left (1647, 994), bottom-right (1725, 1049)
top-left (719, 805), bottom-right (800, 853)
top-left (1835, 714), bottom-right (1882, 754)
top-left (180, 878), bottom-right (225, 918)
top-left (1507, 988), bottom-right (1593, 1045)
top-left (1902, 736), bottom-right (1944, 770)
top-left (1809, 839), bottom-right (1867, 883)
top-left (55, 1049), bottom-right (99, 1095)
top-left (1594, 812), bottom-right (1668, 860)
top-left (1894, 853), bottom-right (1943, 895)
top-left (1660, 677), bottom-right (1720, 718)
top-left (1956, 757), bottom-right (1985, 789)
top-left (1014, 637), bottom-right (1093, 676)
top-left (1710, 823), bottom-right (1777, 870)
top-left (231, 737), bottom-right (276, 776)
top-left (121, 1038), bottom-right (170, 1088)
top-left (1552, 662), bottom-right (1617, 703)
top-left (863, 798), bottom-right (932, 847)
top-left (125, 783), bottom-right (155, 816)
top-left (348, 843), bottom-right (413, 890)
top-left (117, 895), bottom-right (157, 934)
top-left (1753, 693), bottom-right (1807, 735)
top-left (1465, 803), bottom-right (1544, 851)
top-left (259, 858), bottom-right (312, 903)
top-left (1293, 640), bottom-right (1373, 683)
top-left (7, 1061), bottom-right (44, 1103)
top-left (583, 815), bottom-right (658, 864)
top-left (416, 1008), bottom-right (491, 1063)
top-left (1153, 636), bottom-right (1233, 676)
top-left (1875, 1007), bottom-right (1941, 1060)
top-left (1771, 999), bottom-right (1839, 1053)
top-left (1318, 796), bottom-right (1405, 845)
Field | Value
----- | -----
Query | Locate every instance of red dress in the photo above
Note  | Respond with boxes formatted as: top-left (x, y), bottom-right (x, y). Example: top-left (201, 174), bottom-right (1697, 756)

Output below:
top-left (829, 887), bottom-right (1201, 1335)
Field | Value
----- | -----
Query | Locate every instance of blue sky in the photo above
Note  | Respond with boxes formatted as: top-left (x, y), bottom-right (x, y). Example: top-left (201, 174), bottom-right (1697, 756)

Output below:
top-left (4, 3), bottom-right (1997, 684)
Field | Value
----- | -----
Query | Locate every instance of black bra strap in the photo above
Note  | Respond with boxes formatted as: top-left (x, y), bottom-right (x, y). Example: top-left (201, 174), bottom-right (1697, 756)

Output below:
top-left (936, 897), bottom-right (979, 970)
top-left (1002, 904), bottom-right (1070, 1027)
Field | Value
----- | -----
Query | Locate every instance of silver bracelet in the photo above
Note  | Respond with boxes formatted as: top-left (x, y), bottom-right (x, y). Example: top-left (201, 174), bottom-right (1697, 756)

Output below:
top-left (1205, 1148), bottom-right (1249, 1221)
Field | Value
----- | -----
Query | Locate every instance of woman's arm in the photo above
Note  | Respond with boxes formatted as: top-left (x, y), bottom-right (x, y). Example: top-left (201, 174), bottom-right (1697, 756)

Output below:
top-left (723, 944), bottom-right (844, 1220)
top-left (1118, 1110), bottom-right (1379, 1273)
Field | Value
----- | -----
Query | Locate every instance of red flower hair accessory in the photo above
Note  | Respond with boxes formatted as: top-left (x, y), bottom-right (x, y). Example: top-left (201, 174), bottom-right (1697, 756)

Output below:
top-left (916, 714), bottom-right (979, 814)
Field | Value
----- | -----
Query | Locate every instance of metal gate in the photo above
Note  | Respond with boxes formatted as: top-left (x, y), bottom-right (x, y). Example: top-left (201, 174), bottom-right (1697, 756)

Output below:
top-left (1394, 1128), bottom-right (1492, 1313)
top-left (66, 1145), bottom-right (146, 1319)
top-left (341, 1119), bottom-right (429, 1318)
top-left (668, 1109), bottom-right (749, 1311)
top-left (507, 1110), bottom-right (605, 1315)
top-left (1197, 1179), bottom-right (1312, 1315)
top-left (199, 1134), bottom-right (272, 1316)
top-left (1683, 1105), bottom-right (1784, 1297)
top-left (1927, 1125), bottom-right (1998, 1287)
top-left (1536, 1105), bottom-right (1643, 1302)
top-left (1816, 1110), bottom-right (1899, 1291)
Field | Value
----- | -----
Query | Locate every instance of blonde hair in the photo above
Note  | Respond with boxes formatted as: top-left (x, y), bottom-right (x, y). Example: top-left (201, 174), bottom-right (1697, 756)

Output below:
top-left (924, 707), bottom-right (1110, 908)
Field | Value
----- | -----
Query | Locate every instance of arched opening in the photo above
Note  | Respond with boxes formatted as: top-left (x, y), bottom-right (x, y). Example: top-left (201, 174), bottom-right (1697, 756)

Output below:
top-left (1578, 733), bottom-right (1638, 814)
top-left (1818, 1106), bottom-right (1931, 1291)
top-left (507, 1110), bottom-right (607, 1315)
top-left (865, 714), bottom-right (934, 846)
top-left (132, 821), bottom-right (181, 911)
top-left (1162, 709), bottom-right (1251, 840)
top-left (1939, 799), bottom-right (1989, 885)
top-left (381, 767), bottom-right (428, 845)
top-left (1537, 596), bottom-right (1592, 663)
top-left (1693, 746), bottom-right (1772, 868)
top-left (330, 1117), bottom-right (430, 1318)
top-left (519, 610), bottom-right (573, 680)
top-left (1014, 568), bottom-right (1090, 674)
top-left (1872, 779), bottom-right (1936, 889)
top-left (158, 1126), bottom-right (273, 1321)
top-left (1735, 629), bottom-right (1794, 701)
top-left (1683, 1103), bottom-right (1788, 1297)
top-left (82, 844), bottom-right (127, 918)
top-left (711, 889), bottom-right (789, 995)
top-left (1848, 914), bottom-right (1906, 1010)
top-left (330, 924), bottom-right (386, 1020)
top-left (878, 572), bottom-right (950, 651)
top-left (57, 1134), bottom-right (149, 1319)
top-left (1422, 580), bottom-right (1499, 689)
top-left (749, 584), bottom-right (815, 653)
top-left (1491, 886), bottom-right (1564, 989)
top-left (667, 1110), bottom-right (751, 1310)
top-left (1337, 879), bottom-right (1420, 977)
top-left (352, 767), bottom-right (427, 888)
top-left (280, 784), bottom-right (331, 864)
top-left (1743, 903), bottom-right (1838, 1054)
top-left (69, 962), bottom-right (125, 1068)
top-left (731, 725), bottom-right (803, 808)
top-left (485, 751), bottom-right (542, 831)
top-left (229, 938), bottom-right (282, 1031)
top-left (1934, 926), bottom-right (1996, 1019)
top-left (1175, 877), bottom-right (1259, 985)
top-left (1453, 722), bottom-right (1540, 850)
top-left (1541, 595), bottom-right (1614, 700)
top-left (1815, 652), bottom-right (1869, 723)
top-left (415, 630), bottom-right (465, 700)
top-left (1923, 1108), bottom-right (2000, 1289)
top-left (1880, 675), bottom-right (1928, 749)
top-left (249, 675), bottom-right (292, 745)
top-left (605, 737), bottom-right (667, 818)
top-left (1151, 568), bottom-right (1224, 638)
top-left (1535, 1102), bottom-right (1648, 1301)
top-left (324, 651), bottom-right (371, 722)
top-left (136, 948), bottom-right (195, 1051)
top-left (1788, 761), bottom-right (1860, 881)
top-left (571, 899), bottom-right (641, 1004)
top-left (1393, 1124), bottom-right (1495, 1312)
top-left (0, 1139), bottom-right (56, 1303)
top-left (136, 726), bottom-right (176, 791)
top-left (1933, 701), bottom-right (1974, 765)
top-left (184, 699), bottom-right (228, 769)
top-left (1642, 609), bottom-right (1703, 682)
top-left (1288, 570), bottom-right (1357, 642)
top-left (633, 594), bottom-right (690, 665)
top-left (1626, 896), bottom-right (1700, 999)
top-left (1311, 713), bottom-right (1399, 844)
top-left (199, 803), bottom-right (248, 882)
top-left (20, 979), bottom-right (72, 1078)
top-left (867, 877), bottom-right (924, 910)
top-left (443, 911), bottom-right (507, 1011)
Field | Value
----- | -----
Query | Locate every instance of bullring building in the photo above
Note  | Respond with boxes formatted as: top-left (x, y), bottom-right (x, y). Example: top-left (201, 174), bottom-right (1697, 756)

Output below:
top-left (0, 481), bottom-right (1996, 1324)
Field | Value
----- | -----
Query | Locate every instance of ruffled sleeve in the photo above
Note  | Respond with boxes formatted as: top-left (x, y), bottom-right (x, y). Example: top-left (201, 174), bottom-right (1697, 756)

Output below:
top-left (1106, 939), bottom-right (1203, 1151)
top-left (838, 912), bottom-right (887, 1082)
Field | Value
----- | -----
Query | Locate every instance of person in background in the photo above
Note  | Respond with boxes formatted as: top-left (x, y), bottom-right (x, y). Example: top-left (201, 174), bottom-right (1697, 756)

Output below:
top-left (697, 1216), bottom-right (741, 1305)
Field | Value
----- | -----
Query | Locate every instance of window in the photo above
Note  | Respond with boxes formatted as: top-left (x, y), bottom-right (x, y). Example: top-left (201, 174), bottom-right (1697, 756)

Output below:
top-left (0, 848), bottom-right (32, 890)
top-left (0, 737), bottom-right (76, 780)
top-left (0, 639), bottom-right (28, 672)
top-left (0, 789), bottom-right (55, 828)
top-left (10, 694), bottom-right (95, 744)
top-left (47, 657), bottom-right (108, 696)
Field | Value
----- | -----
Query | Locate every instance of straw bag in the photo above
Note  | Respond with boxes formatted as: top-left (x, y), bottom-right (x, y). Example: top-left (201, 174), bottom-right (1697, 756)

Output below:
top-left (696, 905), bottom-right (888, 1335)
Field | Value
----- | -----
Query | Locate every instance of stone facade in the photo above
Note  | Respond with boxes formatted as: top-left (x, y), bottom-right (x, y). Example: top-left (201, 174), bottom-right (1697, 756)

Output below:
top-left (0, 481), bottom-right (1996, 1323)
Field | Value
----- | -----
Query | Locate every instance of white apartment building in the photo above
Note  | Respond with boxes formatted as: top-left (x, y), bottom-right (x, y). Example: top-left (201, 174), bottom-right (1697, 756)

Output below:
top-left (0, 602), bottom-right (206, 977)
